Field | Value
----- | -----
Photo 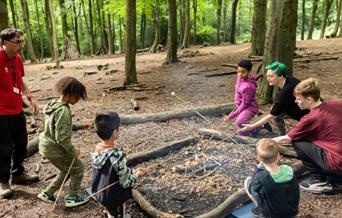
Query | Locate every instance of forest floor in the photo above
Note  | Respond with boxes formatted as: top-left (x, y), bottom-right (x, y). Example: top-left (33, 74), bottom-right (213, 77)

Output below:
top-left (1, 38), bottom-right (342, 218)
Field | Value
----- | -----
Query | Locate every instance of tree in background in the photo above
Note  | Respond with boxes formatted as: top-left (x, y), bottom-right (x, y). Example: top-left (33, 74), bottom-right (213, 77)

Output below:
top-left (330, 0), bottom-right (342, 37)
top-left (251, 0), bottom-right (267, 56)
top-left (307, 0), bottom-right (319, 39)
top-left (216, 0), bottom-right (223, 44)
top-left (166, 0), bottom-right (179, 64)
top-left (320, 0), bottom-right (333, 39)
top-left (20, 0), bottom-right (37, 62)
top-left (258, 0), bottom-right (298, 104)
top-left (230, 0), bottom-right (239, 44)
top-left (124, 0), bottom-right (137, 85)
top-left (0, 0), bottom-right (9, 31)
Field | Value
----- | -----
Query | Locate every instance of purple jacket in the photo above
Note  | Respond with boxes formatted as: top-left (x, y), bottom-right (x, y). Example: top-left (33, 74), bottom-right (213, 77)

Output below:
top-left (228, 74), bottom-right (259, 119)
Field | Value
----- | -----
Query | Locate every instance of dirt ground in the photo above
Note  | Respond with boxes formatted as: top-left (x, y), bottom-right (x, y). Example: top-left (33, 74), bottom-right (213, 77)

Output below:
top-left (1, 38), bottom-right (342, 217)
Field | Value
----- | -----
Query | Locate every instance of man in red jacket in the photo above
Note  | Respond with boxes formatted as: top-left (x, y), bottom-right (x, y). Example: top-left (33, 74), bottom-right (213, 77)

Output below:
top-left (0, 28), bottom-right (40, 199)
top-left (273, 78), bottom-right (342, 193)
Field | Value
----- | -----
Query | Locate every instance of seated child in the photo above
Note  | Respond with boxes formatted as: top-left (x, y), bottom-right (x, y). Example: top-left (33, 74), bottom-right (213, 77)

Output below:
top-left (38, 76), bottom-right (89, 207)
top-left (244, 138), bottom-right (299, 218)
top-left (91, 112), bottom-right (143, 218)
top-left (226, 59), bottom-right (259, 136)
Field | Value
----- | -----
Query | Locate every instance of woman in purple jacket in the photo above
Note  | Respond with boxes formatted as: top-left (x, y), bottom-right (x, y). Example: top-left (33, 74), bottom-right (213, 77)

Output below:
top-left (226, 59), bottom-right (259, 136)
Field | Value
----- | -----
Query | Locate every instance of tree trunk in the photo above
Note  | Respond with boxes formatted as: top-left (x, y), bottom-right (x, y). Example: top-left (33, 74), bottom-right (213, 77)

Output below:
top-left (230, 0), bottom-right (239, 44)
top-left (307, 0), bottom-right (318, 39)
top-left (179, 0), bottom-right (185, 44)
top-left (216, 0), bottom-right (223, 44)
top-left (9, 0), bottom-right (17, 28)
top-left (193, 0), bottom-right (197, 44)
top-left (181, 0), bottom-right (190, 48)
top-left (59, 0), bottom-right (68, 38)
top-left (112, 15), bottom-right (116, 53)
top-left (150, 0), bottom-right (161, 53)
top-left (118, 15), bottom-right (124, 53)
top-left (44, 0), bottom-right (54, 59)
top-left (166, 0), bottom-right (179, 64)
top-left (258, 0), bottom-right (298, 104)
top-left (96, 0), bottom-right (107, 53)
top-left (0, 0), bottom-right (9, 30)
top-left (223, 2), bottom-right (228, 42)
top-left (320, 0), bottom-right (333, 39)
top-left (140, 13), bottom-right (146, 49)
top-left (48, 0), bottom-right (60, 67)
top-left (88, 0), bottom-right (95, 54)
top-left (34, 0), bottom-right (44, 60)
top-left (107, 14), bottom-right (113, 55)
top-left (339, 5), bottom-right (342, 36)
top-left (72, 0), bottom-right (81, 54)
top-left (251, 0), bottom-right (267, 56)
top-left (330, 0), bottom-right (342, 37)
top-left (20, 0), bottom-right (37, 62)
top-left (124, 0), bottom-right (137, 85)
top-left (101, 0), bottom-right (108, 52)
top-left (301, 0), bottom-right (305, 40)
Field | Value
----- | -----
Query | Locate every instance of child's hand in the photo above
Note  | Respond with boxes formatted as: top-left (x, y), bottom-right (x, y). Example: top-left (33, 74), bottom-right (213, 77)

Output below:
top-left (134, 168), bottom-right (145, 177)
top-left (223, 115), bottom-right (230, 121)
top-left (74, 148), bottom-right (81, 157)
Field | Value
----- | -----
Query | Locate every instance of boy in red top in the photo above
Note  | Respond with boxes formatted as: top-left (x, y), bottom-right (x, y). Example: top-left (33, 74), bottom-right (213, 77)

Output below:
top-left (0, 28), bottom-right (39, 199)
top-left (273, 78), bottom-right (342, 193)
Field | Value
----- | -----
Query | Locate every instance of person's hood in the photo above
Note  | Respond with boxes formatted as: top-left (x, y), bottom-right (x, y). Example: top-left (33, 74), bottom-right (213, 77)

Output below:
top-left (43, 98), bottom-right (68, 115)
top-left (240, 74), bottom-right (257, 88)
top-left (91, 148), bottom-right (116, 169)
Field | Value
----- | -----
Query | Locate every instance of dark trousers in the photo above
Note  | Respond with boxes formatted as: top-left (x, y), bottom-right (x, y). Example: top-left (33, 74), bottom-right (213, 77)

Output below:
top-left (0, 113), bottom-right (27, 183)
top-left (293, 141), bottom-right (342, 184)
top-left (108, 205), bottom-right (124, 218)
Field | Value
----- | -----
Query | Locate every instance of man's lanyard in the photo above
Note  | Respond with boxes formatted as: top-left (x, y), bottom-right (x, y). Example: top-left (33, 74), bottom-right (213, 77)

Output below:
top-left (8, 61), bottom-right (17, 88)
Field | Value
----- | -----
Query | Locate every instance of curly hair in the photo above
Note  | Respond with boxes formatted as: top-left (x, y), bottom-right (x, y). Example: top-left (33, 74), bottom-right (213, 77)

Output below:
top-left (55, 77), bottom-right (87, 100)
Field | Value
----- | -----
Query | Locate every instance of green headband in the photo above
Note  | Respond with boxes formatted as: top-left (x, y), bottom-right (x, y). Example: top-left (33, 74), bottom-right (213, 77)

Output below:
top-left (265, 61), bottom-right (288, 76)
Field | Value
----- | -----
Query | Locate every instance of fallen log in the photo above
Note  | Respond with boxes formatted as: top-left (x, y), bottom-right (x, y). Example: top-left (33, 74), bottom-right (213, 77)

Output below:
top-left (221, 63), bottom-right (238, 68)
top-left (204, 71), bottom-right (236, 77)
top-left (127, 137), bottom-right (198, 166)
top-left (130, 98), bottom-right (140, 111)
top-left (132, 189), bottom-right (183, 218)
top-left (198, 128), bottom-right (298, 158)
top-left (120, 103), bottom-right (235, 125)
top-left (294, 56), bottom-right (339, 63)
top-left (196, 188), bottom-right (250, 218)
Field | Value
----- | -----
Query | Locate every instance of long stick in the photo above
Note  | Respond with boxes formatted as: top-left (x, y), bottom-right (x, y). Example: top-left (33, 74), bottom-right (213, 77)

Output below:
top-left (85, 181), bottom-right (119, 201)
top-left (51, 155), bottom-right (76, 212)
top-left (171, 92), bottom-right (211, 123)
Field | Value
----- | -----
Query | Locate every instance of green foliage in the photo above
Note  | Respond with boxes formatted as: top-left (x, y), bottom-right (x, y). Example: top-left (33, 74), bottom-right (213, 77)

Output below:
top-left (197, 25), bottom-right (216, 43)
top-left (5, 0), bottom-right (342, 59)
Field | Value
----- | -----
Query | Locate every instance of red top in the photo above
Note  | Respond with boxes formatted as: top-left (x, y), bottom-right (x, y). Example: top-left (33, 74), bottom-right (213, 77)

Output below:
top-left (288, 100), bottom-right (342, 175)
top-left (0, 49), bottom-right (25, 115)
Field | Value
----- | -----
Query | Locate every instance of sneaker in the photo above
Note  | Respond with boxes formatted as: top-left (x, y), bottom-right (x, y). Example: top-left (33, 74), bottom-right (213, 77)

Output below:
top-left (12, 173), bottom-right (39, 185)
top-left (250, 207), bottom-right (265, 218)
top-left (0, 183), bottom-right (13, 199)
top-left (65, 195), bottom-right (89, 208)
top-left (37, 191), bottom-right (56, 203)
top-left (300, 177), bottom-right (333, 193)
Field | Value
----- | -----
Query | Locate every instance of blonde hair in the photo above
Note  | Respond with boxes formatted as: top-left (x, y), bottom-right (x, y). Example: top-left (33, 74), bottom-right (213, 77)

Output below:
top-left (256, 139), bottom-right (279, 164)
top-left (294, 78), bottom-right (320, 101)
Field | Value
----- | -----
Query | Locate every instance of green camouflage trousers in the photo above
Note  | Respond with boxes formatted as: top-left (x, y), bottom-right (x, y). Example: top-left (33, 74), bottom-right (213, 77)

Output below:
top-left (43, 155), bottom-right (84, 197)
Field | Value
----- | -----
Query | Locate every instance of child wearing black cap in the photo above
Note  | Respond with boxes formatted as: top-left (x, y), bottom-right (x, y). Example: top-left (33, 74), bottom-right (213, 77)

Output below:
top-left (91, 112), bottom-right (143, 218)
